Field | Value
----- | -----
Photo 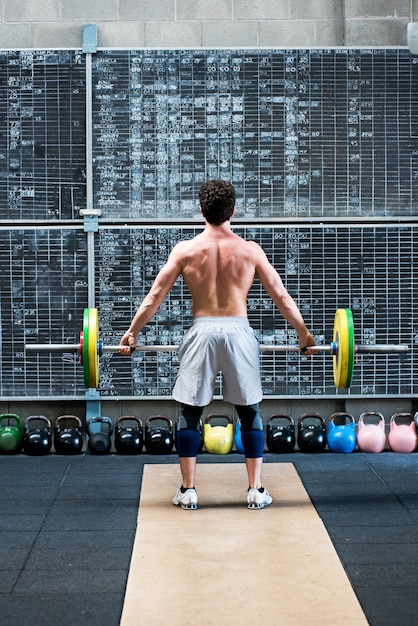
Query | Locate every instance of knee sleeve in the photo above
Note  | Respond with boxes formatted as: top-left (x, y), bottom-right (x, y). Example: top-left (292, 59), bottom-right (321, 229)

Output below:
top-left (235, 404), bottom-right (264, 458)
top-left (235, 404), bottom-right (263, 431)
top-left (176, 404), bottom-right (203, 458)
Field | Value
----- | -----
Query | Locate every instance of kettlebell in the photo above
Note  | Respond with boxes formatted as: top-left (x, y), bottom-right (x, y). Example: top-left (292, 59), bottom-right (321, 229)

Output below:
top-left (297, 413), bottom-right (327, 453)
top-left (0, 413), bottom-right (23, 454)
top-left (115, 416), bottom-right (143, 455)
top-left (357, 412), bottom-right (387, 453)
top-left (54, 415), bottom-right (83, 455)
top-left (204, 414), bottom-right (234, 454)
top-left (388, 413), bottom-right (417, 453)
top-left (327, 412), bottom-right (357, 454)
top-left (234, 419), bottom-right (245, 454)
top-left (86, 416), bottom-right (114, 455)
top-left (22, 415), bottom-right (52, 456)
top-left (144, 416), bottom-right (174, 454)
top-left (266, 414), bottom-right (295, 453)
top-left (174, 418), bottom-right (204, 453)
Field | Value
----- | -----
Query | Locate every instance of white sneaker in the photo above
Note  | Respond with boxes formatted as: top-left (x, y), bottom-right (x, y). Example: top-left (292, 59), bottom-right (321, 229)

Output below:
top-left (172, 487), bottom-right (198, 510)
top-left (247, 487), bottom-right (273, 509)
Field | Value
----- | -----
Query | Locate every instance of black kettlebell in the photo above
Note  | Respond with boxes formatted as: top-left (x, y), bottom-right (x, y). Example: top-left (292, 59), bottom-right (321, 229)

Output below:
top-left (86, 416), bottom-right (114, 455)
top-left (174, 417), bottom-right (204, 453)
top-left (54, 415), bottom-right (83, 455)
top-left (266, 414), bottom-right (295, 453)
top-left (115, 416), bottom-right (143, 455)
top-left (144, 416), bottom-right (174, 454)
top-left (23, 415), bottom-right (52, 456)
top-left (297, 413), bottom-right (327, 453)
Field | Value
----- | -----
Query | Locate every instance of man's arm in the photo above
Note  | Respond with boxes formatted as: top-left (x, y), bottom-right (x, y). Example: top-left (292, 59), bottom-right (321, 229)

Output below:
top-left (253, 243), bottom-right (316, 351)
top-left (119, 247), bottom-right (183, 353)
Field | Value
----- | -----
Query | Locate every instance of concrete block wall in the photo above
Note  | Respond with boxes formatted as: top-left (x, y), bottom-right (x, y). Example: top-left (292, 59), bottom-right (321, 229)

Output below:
top-left (0, 0), bottom-right (415, 49)
top-left (1, 1), bottom-right (416, 420)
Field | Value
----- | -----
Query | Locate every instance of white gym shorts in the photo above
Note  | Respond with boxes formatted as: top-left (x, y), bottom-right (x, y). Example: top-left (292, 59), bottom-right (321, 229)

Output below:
top-left (172, 316), bottom-right (263, 407)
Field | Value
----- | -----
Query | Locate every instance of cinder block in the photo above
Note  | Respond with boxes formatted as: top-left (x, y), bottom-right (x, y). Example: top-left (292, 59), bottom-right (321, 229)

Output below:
top-left (61, 0), bottom-right (118, 22)
top-left (259, 20), bottom-right (316, 47)
top-left (176, 0), bottom-right (232, 21)
top-left (290, 0), bottom-right (343, 20)
top-left (345, 18), bottom-right (410, 46)
top-left (5, 0), bottom-right (60, 22)
top-left (234, 0), bottom-right (288, 20)
top-left (0, 24), bottom-right (32, 49)
top-left (144, 21), bottom-right (201, 47)
top-left (31, 23), bottom-right (83, 48)
top-left (344, 0), bottom-right (410, 19)
top-left (97, 22), bottom-right (146, 48)
top-left (201, 20), bottom-right (258, 46)
top-left (119, 0), bottom-right (175, 21)
top-left (315, 19), bottom-right (345, 46)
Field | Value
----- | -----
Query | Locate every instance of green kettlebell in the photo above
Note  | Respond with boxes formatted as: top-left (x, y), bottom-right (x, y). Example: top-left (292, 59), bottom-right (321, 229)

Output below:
top-left (0, 413), bottom-right (23, 454)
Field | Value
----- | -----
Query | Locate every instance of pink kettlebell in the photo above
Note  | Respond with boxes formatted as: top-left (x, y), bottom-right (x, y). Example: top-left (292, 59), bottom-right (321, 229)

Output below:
top-left (388, 413), bottom-right (417, 453)
top-left (357, 412), bottom-right (386, 453)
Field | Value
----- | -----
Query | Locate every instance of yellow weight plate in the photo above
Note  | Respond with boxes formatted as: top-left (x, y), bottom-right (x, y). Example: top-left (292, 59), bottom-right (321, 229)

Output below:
top-left (333, 308), bottom-right (355, 388)
top-left (87, 308), bottom-right (99, 388)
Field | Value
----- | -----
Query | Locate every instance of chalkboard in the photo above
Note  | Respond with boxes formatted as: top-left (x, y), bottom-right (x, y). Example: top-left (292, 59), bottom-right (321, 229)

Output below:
top-left (95, 224), bottom-right (416, 399)
top-left (92, 49), bottom-right (418, 220)
top-left (0, 228), bottom-right (87, 396)
top-left (0, 50), bottom-right (86, 221)
top-left (1, 48), bottom-right (417, 400)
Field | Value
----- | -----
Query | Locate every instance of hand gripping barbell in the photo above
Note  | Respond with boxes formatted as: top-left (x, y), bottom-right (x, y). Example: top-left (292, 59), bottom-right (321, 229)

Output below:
top-left (25, 308), bottom-right (409, 390)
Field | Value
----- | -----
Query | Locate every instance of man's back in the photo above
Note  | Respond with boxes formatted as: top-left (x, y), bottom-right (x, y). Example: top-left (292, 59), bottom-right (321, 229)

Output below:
top-left (172, 223), bottom-right (260, 318)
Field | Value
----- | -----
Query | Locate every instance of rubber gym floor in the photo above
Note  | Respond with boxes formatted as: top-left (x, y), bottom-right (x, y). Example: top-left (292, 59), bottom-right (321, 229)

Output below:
top-left (1, 450), bottom-right (418, 626)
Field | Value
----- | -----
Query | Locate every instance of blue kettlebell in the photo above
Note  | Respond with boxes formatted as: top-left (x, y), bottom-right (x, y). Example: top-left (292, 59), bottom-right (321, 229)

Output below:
top-left (234, 419), bottom-right (245, 454)
top-left (327, 412), bottom-right (357, 453)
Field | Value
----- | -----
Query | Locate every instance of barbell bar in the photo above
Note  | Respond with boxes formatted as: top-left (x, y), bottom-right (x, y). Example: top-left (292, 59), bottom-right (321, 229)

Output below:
top-left (25, 308), bottom-right (409, 390)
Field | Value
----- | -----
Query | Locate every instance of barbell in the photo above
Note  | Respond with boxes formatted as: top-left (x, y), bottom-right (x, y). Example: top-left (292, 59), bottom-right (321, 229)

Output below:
top-left (25, 308), bottom-right (409, 390)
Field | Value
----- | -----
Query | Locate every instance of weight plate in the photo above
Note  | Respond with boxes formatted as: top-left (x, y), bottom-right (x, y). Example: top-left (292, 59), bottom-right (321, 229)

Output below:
top-left (79, 332), bottom-right (84, 364)
top-left (82, 309), bottom-right (90, 387)
top-left (87, 308), bottom-right (99, 388)
top-left (333, 308), bottom-right (355, 388)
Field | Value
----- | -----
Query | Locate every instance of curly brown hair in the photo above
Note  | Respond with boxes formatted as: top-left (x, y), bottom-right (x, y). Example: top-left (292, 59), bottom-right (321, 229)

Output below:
top-left (199, 179), bottom-right (236, 225)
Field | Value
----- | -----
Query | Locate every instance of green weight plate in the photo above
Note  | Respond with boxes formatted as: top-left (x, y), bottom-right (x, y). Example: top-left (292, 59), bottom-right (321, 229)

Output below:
top-left (83, 309), bottom-right (90, 387)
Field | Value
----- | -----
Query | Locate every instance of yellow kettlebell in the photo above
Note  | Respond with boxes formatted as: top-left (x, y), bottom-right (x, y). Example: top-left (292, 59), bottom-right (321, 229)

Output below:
top-left (204, 414), bottom-right (234, 454)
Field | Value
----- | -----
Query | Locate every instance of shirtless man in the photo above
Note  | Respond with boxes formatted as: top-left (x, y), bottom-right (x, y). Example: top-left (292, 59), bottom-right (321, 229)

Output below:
top-left (119, 179), bottom-right (316, 510)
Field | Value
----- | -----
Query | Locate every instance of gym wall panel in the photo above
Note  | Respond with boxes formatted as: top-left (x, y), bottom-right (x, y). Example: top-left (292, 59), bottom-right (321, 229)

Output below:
top-left (0, 48), bottom-right (417, 399)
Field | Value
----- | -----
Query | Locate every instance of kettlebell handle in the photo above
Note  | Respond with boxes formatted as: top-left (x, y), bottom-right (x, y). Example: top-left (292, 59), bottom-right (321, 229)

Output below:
top-left (24, 415), bottom-right (52, 431)
top-left (358, 412), bottom-right (385, 427)
top-left (145, 415), bottom-right (173, 429)
top-left (267, 414), bottom-right (294, 427)
top-left (86, 416), bottom-right (114, 436)
top-left (55, 415), bottom-right (82, 429)
top-left (205, 413), bottom-right (233, 425)
top-left (390, 413), bottom-right (414, 427)
top-left (115, 415), bottom-right (143, 429)
top-left (329, 412), bottom-right (355, 426)
top-left (298, 413), bottom-right (326, 428)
